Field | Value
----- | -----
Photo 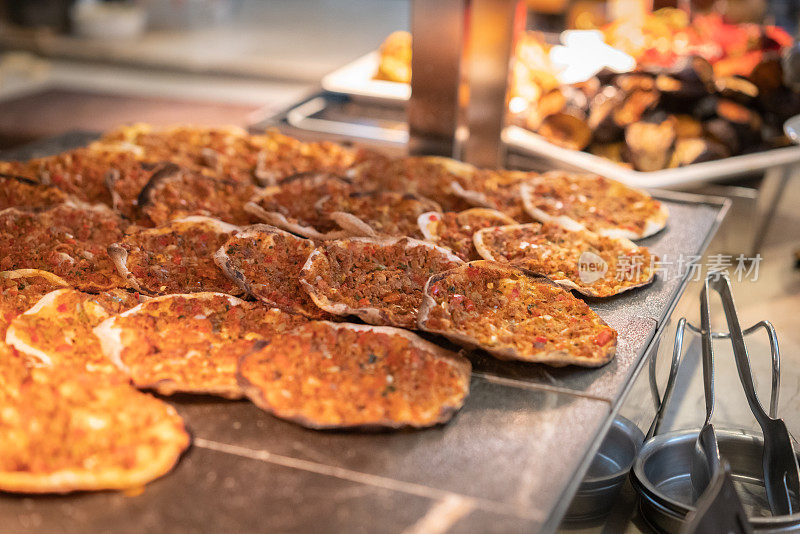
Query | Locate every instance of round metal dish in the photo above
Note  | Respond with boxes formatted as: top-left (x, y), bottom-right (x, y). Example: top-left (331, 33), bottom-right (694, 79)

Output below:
top-left (565, 416), bottom-right (644, 522)
top-left (632, 428), bottom-right (800, 533)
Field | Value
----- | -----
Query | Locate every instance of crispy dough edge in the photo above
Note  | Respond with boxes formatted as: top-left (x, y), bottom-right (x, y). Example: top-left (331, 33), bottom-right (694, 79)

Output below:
top-left (417, 211), bottom-right (440, 242)
top-left (0, 399), bottom-right (190, 494)
top-left (299, 237), bottom-right (464, 328)
top-left (472, 223), bottom-right (656, 297)
top-left (4, 289), bottom-right (75, 365)
top-left (244, 201), bottom-right (335, 240)
top-left (0, 269), bottom-right (70, 287)
top-left (237, 321), bottom-right (471, 429)
top-left (417, 261), bottom-right (616, 367)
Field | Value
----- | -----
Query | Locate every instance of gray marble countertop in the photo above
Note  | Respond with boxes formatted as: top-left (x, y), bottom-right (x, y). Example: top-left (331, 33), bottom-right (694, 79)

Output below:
top-left (0, 135), bottom-right (728, 533)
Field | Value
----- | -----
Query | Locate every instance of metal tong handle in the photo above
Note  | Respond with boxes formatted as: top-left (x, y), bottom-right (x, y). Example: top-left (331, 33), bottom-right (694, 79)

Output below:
top-left (648, 318), bottom-right (781, 441)
top-left (707, 274), bottom-right (800, 516)
top-left (691, 278), bottom-right (721, 499)
top-left (685, 320), bottom-right (781, 418)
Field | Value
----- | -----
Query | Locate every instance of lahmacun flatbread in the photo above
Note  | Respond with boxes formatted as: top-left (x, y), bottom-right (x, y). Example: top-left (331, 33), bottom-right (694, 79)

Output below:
top-left (137, 167), bottom-right (257, 226)
top-left (244, 173), bottom-right (353, 239)
top-left (520, 172), bottom-right (669, 239)
top-left (450, 169), bottom-right (535, 221)
top-left (317, 191), bottom-right (441, 239)
top-left (0, 174), bottom-right (69, 211)
top-left (0, 270), bottom-right (70, 335)
top-left (0, 356), bottom-right (189, 494)
top-left (101, 125), bottom-right (361, 186)
top-left (109, 216), bottom-right (242, 296)
top-left (417, 261), bottom-right (617, 367)
top-left (418, 208), bottom-right (517, 261)
top-left (0, 202), bottom-right (126, 292)
top-left (299, 236), bottom-right (464, 328)
top-left (93, 293), bottom-right (307, 398)
top-left (473, 222), bottom-right (657, 297)
top-left (347, 156), bottom-right (477, 212)
top-left (6, 288), bottom-right (141, 379)
top-left (0, 146), bottom-right (148, 207)
top-left (214, 224), bottom-right (331, 319)
top-left (238, 321), bottom-right (471, 429)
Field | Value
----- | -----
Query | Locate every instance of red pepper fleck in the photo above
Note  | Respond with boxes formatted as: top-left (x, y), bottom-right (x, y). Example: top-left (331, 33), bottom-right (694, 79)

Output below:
top-left (594, 330), bottom-right (613, 346)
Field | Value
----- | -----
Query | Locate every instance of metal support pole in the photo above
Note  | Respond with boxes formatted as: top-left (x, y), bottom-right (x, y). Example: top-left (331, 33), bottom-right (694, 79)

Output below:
top-left (408, 0), bottom-right (466, 158)
top-left (462, 0), bottom-right (524, 168)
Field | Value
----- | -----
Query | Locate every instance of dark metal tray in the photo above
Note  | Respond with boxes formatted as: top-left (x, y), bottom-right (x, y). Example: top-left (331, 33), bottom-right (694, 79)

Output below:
top-left (0, 133), bottom-right (728, 533)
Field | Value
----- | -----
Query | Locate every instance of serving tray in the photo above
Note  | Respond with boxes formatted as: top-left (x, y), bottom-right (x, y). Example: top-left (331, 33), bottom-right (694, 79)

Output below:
top-left (504, 125), bottom-right (800, 190)
top-left (0, 133), bottom-right (728, 534)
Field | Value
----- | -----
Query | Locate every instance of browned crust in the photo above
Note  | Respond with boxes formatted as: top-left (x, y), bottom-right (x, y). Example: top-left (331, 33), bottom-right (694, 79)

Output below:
top-left (237, 321), bottom-right (471, 430)
top-left (0, 269), bottom-right (69, 287)
top-left (417, 261), bottom-right (616, 367)
top-left (243, 201), bottom-right (348, 240)
top-left (472, 223), bottom-right (655, 297)
top-left (299, 236), bottom-right (464, 327)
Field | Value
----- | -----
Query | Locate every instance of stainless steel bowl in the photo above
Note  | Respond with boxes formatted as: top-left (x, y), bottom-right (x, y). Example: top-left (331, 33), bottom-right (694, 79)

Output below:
top-left (632, 428), bottom-right (800, 533)
top-left (565, 416), bottom-right (644, 522)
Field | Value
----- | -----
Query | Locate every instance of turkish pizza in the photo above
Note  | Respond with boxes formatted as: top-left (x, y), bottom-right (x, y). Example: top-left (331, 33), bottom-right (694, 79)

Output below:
top-left (418, 208), bottom-right (517, 261)
top-left (238, 321), bottom-right (471, 429)
top-left (317, 191), bottom-right (441, 239)
top-left (0, 202), bottom-right (126, 292)
top-left (0, 146), bottom-right (151, 207)
top-left (100, 124), bottom-right (362, 186)
top-left (214, 224), bottom-right (331, 319)
top-left (245, 173), bottom-right (353, 239)
top-left (136, 167), bottom-right (257, 226)
top-left (0, 347), bottom-right (189, 494)
top-left (473, 222), bottom-right (656, 297)
top-left (0, 174), bottom-right (69, 211)
top-left (346, 155), bottom-right (477, 212)
top-left (93, 293), bottom-right (307, 398)
top-left (6, 288), bottom-right (141, 380)
top-left (520, 171), bottom-right (668, 239)
top-left (109, 216), bottom-right (242, 295)
top-left (299, 236), bottom-right (463, 328)
top-left (418, 261), bottom-right (617, 366)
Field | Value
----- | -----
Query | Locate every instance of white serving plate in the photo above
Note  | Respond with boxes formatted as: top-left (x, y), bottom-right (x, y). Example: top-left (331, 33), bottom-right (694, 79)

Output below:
top-left (503, 125), bottom-right (800, 189)
top-left (321, 52), bottom-right (409, 105)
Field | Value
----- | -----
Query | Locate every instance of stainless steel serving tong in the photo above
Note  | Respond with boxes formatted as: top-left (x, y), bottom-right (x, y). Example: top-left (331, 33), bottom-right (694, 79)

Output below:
top-left (706, 274), bottom-right (800, 516)
top-left (690, 277), bottom-right (721, 501)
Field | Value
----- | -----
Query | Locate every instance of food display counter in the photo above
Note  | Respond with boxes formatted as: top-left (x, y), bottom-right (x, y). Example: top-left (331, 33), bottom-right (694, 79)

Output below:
top-left (0, 129), bottom-right (727, 533)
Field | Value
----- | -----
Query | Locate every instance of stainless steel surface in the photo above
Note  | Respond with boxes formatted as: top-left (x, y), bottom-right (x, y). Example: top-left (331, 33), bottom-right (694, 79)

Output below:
top-left (681, 461), bottom-right (754, 534)
top-left (633, 429), bottom-right (800, 532)
top-left (0, 134), bottom-right (728, 533)
top-left (564, 416), bottom-right (644, 522)
top-left (709, 275), bottom-right (800, 516)
top-left (691, 278), bottom-right (721, 501)
top-left (408, 0), bottom-right (465, 157)
top-left (461, 0), bottom-right (521, 167)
